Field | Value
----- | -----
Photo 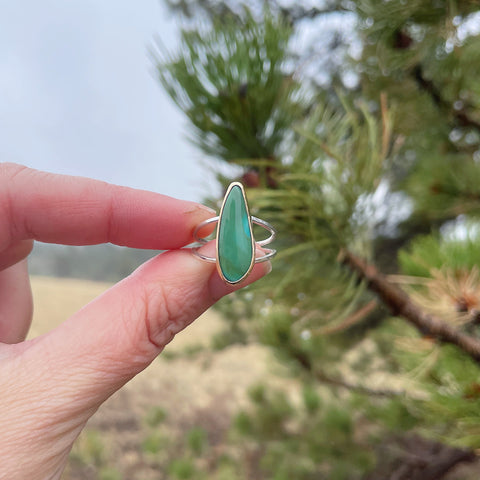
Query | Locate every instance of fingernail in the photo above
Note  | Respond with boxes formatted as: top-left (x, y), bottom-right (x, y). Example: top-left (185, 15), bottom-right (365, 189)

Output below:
top-left (184, 204), bottom-right (217, 217)
top-left (264, 261), bottom-right (272, 276)
top-left (198, 204), bottom-right (217, 216)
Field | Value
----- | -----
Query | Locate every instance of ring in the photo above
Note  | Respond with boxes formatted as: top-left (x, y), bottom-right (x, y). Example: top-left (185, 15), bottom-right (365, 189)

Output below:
top-left (192, 182), bottom-right (276, 284)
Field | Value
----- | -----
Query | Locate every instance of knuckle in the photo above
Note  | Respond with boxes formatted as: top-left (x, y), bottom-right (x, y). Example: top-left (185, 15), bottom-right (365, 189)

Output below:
top-left (139, 275), bottom-right (202, 352)
top-left (143, 282), bottom-right (184, 349)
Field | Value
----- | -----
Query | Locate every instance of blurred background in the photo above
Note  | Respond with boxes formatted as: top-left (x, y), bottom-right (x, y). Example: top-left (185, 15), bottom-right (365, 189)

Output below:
top-left (0, 0), bottom-right (223, 280)
top-left (4, 0), bottom-right (480, 479)
top-left (0, 0), bottom-right (216, 201)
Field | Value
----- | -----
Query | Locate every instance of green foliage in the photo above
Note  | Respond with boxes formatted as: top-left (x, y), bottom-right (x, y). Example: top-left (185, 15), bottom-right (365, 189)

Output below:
top-left (232, 383), bottom-right (375, 479)
top-left (208, 288), bottom-right (257, 349)
top-left (399, 230), bottom-right (480, 277)
top-left (140, 407), bottom-right (213, 477)
top-left (142, 431), bottom-right (170, 454)
top-left (156, 8), bottom-right (302, 165)
top-left (358, 0), bottom-right (480, 222)
top-left (144, 406), bottom-right (168, 428)
top-left (370, 314), bottom-right (480, 447)
top-left (404, 153), bottom-right (480, 219)
top-left (159, 0), bottom-right (480, 477)
top-left (302, 384), bottom-right (322, 413)
top-left (365, 396), bottom-right (420, 432)
top-left (210, 326), bottom-right (248, 350)
top-left (186, 426), bottom-right (209, 455)
top-left (99, 467), bottom-right (122, 480)
top-left (71, 429), bottom-right (106, 467)
top-left (168, 457), bottom-right (197, 479)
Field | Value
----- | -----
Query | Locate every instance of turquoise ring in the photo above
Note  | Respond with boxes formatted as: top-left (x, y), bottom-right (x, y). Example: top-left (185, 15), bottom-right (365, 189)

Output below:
top-left (192, 182), bottom-right (276, 284)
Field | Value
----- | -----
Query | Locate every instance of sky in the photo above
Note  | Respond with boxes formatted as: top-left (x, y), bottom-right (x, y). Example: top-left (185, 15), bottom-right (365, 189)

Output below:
top-left (0, 0), bottom-right (219, 202)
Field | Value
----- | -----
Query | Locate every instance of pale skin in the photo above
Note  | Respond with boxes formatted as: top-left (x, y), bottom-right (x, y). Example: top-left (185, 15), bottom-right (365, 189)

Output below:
top-left (0, 163), bottom-right (271, 479)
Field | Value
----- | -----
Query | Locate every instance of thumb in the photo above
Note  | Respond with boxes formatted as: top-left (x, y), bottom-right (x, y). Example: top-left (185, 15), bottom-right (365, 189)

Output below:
top-left (19, 244), bottom-right (271, 415)
top-left (0, 245), bottom-right (270, 478)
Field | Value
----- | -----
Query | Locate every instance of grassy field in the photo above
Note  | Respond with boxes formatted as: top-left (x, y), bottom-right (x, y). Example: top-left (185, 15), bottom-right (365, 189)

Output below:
top-left (29, 276), bottom-right (273, 480)
top-left (28, 276), bottom-right (480, 480)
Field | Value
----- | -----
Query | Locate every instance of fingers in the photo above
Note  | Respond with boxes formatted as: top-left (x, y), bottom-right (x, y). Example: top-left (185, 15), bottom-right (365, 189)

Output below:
top-left (0, 163), bottom-right (215, 251)
top-left (18, 244), bottom-right (271, 417)
top-left (0, 259), bottom-right (33, 343)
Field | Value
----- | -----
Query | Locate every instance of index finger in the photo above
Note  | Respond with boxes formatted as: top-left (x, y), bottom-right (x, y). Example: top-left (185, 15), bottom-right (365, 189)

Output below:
top-left (0, 163), bottom-right (215, 251)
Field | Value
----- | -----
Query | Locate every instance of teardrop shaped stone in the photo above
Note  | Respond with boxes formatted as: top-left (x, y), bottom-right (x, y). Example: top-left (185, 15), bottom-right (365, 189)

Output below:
top-left (217, 183), bottom-right (254, 284)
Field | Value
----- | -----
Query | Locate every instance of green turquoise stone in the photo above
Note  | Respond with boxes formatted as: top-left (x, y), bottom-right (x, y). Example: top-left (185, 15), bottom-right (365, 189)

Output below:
top-left (217, 184), bottom-right (254, 283)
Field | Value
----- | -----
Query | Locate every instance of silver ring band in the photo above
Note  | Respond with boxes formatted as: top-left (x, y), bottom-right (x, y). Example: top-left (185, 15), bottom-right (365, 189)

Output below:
top-left (191, 181), bottom-right (275, 284)
top-left (192, 215), bottom-right (276, 263)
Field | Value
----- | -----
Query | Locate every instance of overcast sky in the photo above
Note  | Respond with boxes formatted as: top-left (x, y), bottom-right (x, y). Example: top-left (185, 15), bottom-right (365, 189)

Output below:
top-left (0, 0), bottom-right (219, 201)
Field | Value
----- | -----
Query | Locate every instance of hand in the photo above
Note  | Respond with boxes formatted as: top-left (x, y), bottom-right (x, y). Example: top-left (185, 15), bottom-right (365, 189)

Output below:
top-left (0, 163), bottom-right (270, 479)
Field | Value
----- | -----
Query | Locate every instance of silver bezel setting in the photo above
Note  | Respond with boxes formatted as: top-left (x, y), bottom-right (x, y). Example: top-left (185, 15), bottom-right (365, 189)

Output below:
top-left (192, 184), bottom-right (276, 282)
top-left (215, 182), bottom-right (255, 284)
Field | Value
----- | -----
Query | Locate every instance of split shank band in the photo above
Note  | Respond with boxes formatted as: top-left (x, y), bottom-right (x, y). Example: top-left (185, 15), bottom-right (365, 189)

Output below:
top-left (192, 215), bottom-right (276, 263)
top-left (191, 181), bottom-right (276, 284)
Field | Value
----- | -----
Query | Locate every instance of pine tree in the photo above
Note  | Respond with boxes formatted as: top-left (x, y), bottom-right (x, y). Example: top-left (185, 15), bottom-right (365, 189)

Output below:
top-left (157, 1), bottom-right (480, 478)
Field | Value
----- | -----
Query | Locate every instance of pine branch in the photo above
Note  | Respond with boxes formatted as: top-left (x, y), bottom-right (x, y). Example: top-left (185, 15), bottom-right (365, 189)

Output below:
top-left (412, 64), bottom-right (480, 132)
top-left (289, 346), bottom-right (407, 398)
top-left (313, 369), bottom-right (408, 398)
top-left (313, 299), bottom-right (378, 335)
top-left (339, 249), bottom-right (480, 364)
top-left (366, 434), bottom-right (477, 480)
top-left (275, 1), bottom-right (347, 24)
